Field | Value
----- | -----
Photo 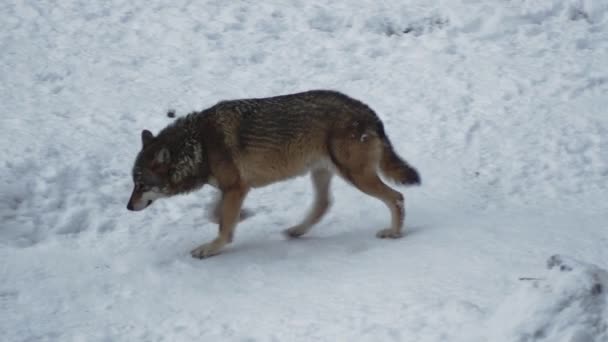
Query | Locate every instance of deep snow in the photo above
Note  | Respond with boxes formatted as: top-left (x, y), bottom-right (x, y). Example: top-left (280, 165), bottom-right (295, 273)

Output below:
top-left (1, 0), bottom-right (607, 341)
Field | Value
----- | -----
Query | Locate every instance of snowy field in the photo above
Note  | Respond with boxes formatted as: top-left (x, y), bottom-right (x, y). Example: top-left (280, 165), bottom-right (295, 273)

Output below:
top-left (1, 0), bottom-right (608, 341)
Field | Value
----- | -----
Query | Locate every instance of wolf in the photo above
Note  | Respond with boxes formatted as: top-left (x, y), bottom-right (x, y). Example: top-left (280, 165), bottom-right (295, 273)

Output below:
top-left (127, 90), bottom-right (420, 258)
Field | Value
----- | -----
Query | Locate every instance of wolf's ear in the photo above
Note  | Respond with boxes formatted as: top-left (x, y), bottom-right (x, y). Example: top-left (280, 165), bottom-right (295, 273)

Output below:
top-left (155, 147), bottom-right (171, 164)
top-left (141, 130), bottom-right (154, 146)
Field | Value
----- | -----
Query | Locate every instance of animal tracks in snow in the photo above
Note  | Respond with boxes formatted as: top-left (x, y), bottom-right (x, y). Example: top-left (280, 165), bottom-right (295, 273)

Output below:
top-left (0, 155), bottom-right (128, 246)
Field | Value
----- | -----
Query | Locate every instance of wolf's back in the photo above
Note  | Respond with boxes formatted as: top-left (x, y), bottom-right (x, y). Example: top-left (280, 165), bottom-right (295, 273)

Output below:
top-left (215, 90), bottom-right (365, 147)
top-left (212, 90), bottom-right (420, 186)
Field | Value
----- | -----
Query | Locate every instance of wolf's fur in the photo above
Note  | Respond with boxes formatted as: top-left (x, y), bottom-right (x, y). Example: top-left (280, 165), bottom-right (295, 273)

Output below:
top-left (127, 90), bottom-right (420, 258)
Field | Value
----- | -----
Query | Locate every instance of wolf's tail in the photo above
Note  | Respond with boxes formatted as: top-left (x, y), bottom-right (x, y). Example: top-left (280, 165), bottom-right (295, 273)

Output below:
top-left (377, 123), bottom-right (421, 186)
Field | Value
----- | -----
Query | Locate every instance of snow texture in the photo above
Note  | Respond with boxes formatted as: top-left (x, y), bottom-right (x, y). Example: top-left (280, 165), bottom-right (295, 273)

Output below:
top-left (484, 255), bottom-right (608, 342)
top-left (1, 0), bottom-right (608, 341)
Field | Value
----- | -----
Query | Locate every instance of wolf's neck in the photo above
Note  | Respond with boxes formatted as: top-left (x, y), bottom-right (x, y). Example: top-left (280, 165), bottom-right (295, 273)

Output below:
top-left (169, 138), bottom-right (204, 186)
top-left (159, 113), bottom-right (208, 193)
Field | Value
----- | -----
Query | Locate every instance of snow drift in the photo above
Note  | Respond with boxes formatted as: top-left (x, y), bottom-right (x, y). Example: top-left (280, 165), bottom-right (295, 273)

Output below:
top-left (485, 255), bottom-right (608, 342)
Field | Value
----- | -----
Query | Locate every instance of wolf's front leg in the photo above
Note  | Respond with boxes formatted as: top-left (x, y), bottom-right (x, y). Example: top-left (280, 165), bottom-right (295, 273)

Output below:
top-left (206, 191), bottom-right (254, 223)
top-left (191, 186), bottom-right (249, 259)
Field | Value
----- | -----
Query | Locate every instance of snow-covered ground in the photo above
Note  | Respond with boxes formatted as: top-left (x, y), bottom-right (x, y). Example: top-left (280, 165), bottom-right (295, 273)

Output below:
top-left (1, 0), bottom-right (607, 340)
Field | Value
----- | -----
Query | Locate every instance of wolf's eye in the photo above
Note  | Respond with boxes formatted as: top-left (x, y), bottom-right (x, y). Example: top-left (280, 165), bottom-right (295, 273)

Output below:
top-left (139, 183), bottom-right (154, 191)
top-left (134, 182), bottom-right (148, 191)
top-left (142, 169), bottom-right (162, 186)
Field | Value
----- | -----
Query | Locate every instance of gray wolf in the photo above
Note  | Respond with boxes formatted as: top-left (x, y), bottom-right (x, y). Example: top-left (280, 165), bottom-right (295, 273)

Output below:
top-left (127, 90), bottom-right (420, 258)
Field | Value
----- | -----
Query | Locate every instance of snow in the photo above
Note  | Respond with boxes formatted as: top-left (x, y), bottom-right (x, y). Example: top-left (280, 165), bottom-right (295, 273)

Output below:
top-left (1, 0), bottom-right (607, 341)
top-left (484, 255), bottom-right (608, 342)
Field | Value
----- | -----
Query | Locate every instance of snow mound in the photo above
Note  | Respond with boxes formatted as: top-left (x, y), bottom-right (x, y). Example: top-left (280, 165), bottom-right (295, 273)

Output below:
top-left (486, 255), bottom-right (608, 342)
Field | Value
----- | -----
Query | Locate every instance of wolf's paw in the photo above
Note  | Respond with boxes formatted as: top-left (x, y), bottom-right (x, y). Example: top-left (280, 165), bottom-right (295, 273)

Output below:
top-left (190, 242), bottom-right (222, 259)
top-left (376, 228), bottom-right (403, 239)
top-left (283, 225), bottom-right (310, 239)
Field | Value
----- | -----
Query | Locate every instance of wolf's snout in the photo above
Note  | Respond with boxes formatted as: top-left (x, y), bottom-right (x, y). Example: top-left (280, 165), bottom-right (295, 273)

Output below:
top-left (126, 197), bottom-right (153, 211)
top-left (126, 200), bottom-right (146, 211)
top-left (127, 188), bottom-right (149, 211)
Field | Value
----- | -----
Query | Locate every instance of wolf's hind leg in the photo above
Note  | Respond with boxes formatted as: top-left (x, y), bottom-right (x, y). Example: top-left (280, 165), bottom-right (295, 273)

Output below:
top-left (347, 171), bottom-right (405, 238)
top-left (284, 169), bottom-right (333, 238)
top-left (330, 134), bottom-right (405, 238)
top-left (191, 186), bottom-right (249, 258)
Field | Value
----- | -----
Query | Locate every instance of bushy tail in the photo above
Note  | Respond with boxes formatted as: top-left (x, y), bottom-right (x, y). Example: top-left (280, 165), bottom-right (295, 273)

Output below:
top-left (379, 138), bottom-right (421, 186)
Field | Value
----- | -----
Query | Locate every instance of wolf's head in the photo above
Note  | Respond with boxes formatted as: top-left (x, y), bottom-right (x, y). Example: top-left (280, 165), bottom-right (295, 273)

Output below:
top-left (126, 129), bottom-right (174, 211)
